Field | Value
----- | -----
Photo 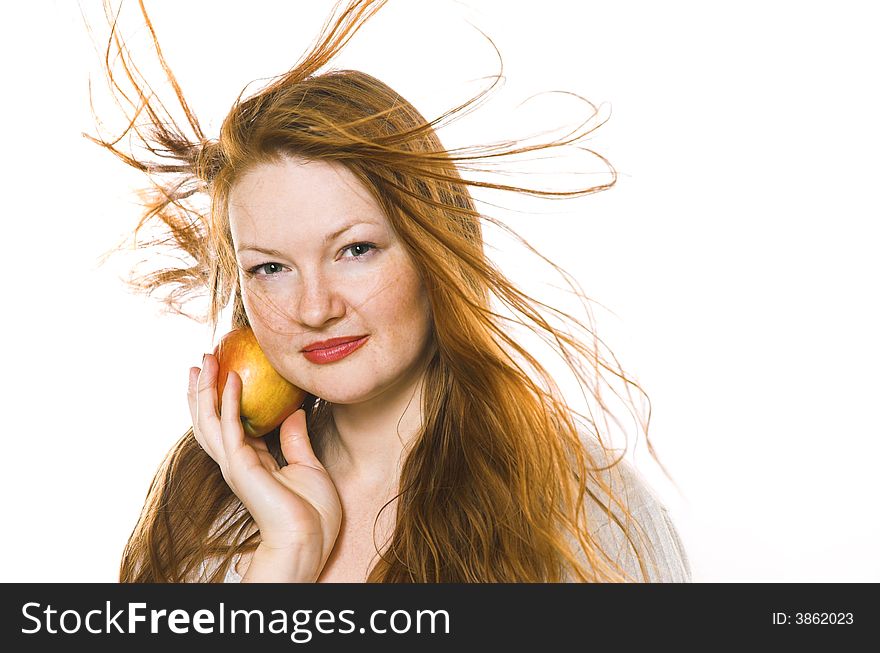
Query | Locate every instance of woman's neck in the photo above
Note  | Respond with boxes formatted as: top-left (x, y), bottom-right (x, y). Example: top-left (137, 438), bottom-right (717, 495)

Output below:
top-left (321, 364), bottom-right (428, 492)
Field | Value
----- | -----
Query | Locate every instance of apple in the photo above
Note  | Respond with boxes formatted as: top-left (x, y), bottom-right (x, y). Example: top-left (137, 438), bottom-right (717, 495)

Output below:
top-left (213, 326), bottom-right (306, 437)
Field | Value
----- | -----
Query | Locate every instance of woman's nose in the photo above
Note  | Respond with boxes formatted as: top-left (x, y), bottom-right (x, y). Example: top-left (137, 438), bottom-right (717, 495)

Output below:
top-left (295, 272), bottom-right (346, 327)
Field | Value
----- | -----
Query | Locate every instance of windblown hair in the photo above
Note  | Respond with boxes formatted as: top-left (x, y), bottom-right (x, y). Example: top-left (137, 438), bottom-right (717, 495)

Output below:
top-left (89, 0), bottom-right (671, 582)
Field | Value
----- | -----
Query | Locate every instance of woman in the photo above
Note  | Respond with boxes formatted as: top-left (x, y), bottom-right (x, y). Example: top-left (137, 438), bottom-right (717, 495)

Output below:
top-left (89, 0), bottom-right (691, 582)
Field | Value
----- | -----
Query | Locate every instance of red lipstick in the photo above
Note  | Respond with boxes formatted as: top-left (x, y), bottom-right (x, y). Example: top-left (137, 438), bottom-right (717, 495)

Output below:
top-left (301, 335), bottom-right (368, 364)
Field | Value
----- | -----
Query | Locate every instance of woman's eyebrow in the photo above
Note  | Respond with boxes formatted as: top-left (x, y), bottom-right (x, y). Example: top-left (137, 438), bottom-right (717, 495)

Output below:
top-left (237, 220), bottom-right (377, 255)
top-left (237, 244), bottom-right (287, 257)
top-left (320, 220), bottom-right (376, 244)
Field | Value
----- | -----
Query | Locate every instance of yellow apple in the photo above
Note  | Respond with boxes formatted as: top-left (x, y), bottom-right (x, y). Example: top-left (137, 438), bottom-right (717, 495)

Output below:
top-left (214, 326), bottom-right (306, 437)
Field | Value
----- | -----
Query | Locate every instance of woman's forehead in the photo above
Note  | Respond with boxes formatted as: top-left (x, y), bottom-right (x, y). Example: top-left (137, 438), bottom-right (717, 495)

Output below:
top-left (227, 156), bottom-right (388, 235)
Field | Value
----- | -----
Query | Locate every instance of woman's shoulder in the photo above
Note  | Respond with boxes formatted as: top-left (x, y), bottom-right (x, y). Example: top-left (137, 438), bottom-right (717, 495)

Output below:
top-left (576, 432), bottom-right (693, 583)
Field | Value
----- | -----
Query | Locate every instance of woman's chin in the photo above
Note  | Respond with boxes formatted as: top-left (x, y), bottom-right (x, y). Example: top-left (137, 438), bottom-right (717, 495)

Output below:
top-left (311, 385), bottom-right (378, 406)
top-left (314, 394), bottom-right (366, 405)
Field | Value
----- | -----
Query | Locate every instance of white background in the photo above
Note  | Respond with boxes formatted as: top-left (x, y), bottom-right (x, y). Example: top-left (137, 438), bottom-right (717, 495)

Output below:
top-left (1, 0), bottom-right (877, 582)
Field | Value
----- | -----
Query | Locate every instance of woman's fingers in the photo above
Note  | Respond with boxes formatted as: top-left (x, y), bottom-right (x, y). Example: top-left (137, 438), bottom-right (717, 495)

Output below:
top-left (279, 409), bottom-right (322, 470)
top-left (186, 367), bottom-right (199, 421)
top-left (191, 354), bottom-right (225, 462)
top-left (187, 364), bottom-right (215, 458)
top-left (219, 369), bottom-right (248, 459)
top-left (196, 354), bottom-right (220, 418)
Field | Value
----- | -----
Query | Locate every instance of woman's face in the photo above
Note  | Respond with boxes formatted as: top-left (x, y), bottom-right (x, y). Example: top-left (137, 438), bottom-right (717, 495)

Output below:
top-left (227, 154), bottom-right (434, 404)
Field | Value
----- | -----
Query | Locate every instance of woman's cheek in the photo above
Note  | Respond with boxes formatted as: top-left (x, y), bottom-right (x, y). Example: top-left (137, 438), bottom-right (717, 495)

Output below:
top-left (242, 282), bottom-right (294, 333)
top-left (362, 263), bottom-right (410, 305)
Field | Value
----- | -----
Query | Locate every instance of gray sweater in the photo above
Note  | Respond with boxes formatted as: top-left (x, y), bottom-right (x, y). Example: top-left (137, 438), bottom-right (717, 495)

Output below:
top-left (573, 439), bottom-right (692, 582)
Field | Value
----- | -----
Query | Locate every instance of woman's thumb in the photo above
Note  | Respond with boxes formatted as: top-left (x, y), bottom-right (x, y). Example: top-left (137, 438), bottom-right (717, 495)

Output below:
top-left (279, 409), bottom-right (321, 467)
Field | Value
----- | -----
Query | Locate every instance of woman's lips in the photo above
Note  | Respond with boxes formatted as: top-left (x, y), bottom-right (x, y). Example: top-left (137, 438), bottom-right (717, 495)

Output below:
top-left (301, 336), bottom-right (369, 364)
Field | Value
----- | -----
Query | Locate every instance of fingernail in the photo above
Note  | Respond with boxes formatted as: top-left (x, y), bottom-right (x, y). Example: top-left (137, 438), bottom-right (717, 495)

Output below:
top-left (202, 353), bottom-right (208, 367)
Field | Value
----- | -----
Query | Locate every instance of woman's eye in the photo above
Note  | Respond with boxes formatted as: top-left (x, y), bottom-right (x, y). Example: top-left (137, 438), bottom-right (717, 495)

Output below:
top-left (341, 242), bottom-right (376, 259)
top-left (245, 244), bottom-right (376, 277)
top-left (247, 262), bottom-right (285, 277)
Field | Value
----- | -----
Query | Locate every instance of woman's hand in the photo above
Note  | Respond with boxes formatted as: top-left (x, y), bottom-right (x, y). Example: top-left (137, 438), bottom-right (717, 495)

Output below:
top-left (187, 354), bottom-right (342, 582)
